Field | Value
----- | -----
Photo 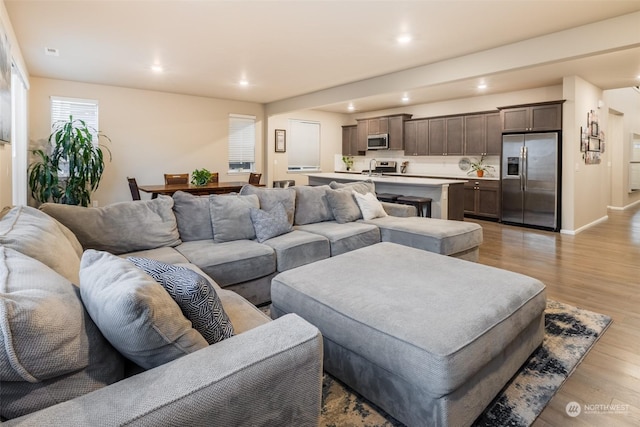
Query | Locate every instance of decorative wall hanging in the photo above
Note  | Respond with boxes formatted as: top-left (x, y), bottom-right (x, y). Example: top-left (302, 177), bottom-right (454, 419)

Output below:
top-left (580, 110), bottom-right (604, 165)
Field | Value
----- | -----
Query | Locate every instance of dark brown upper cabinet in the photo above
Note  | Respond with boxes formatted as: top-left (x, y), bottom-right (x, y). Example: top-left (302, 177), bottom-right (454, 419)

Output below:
top-left (403, 119), bottom-right (428, 156)
top-left (341, 125), bottom-right (360, 156)
top-left (500, 101), bottom-right (563, 132)
top-left (464, 112), bottom-right (501, 156)
top-left (429, 116), bottom-right (463, 156)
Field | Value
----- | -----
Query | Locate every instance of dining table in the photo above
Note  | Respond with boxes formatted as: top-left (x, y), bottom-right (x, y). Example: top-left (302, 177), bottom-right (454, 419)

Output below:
top-left (138, 181), bottom-right (262, 198)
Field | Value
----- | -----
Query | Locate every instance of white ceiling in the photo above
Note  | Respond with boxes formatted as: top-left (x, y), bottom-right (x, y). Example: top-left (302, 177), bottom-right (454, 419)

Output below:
top-left (5, 0), bottom-right (640, 114)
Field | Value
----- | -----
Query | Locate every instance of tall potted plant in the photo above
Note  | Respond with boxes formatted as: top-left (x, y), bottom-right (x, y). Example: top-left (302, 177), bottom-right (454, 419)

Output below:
top-left (28, 115), bottom-right (111, 207)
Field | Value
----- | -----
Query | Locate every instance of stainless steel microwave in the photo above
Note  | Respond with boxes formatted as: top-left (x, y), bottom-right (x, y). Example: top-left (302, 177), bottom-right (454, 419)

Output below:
top-left (367, 134), bottom-right (389, 150)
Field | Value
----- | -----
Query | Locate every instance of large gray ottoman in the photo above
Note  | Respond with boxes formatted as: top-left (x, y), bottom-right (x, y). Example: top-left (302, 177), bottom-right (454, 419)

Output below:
top-left (271, 242), bottom-right (546, 427)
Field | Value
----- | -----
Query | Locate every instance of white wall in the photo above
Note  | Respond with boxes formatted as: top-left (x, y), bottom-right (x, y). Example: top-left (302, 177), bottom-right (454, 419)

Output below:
top-left (266, 110), bottom-right (349, 186)
top-left (562, 76), bottom-right (609, 232)
top-left (28, 77), bottom-right (264, 206)
top-left (0, 0), bottom-right (29, 208)
top-left (604, 87), bottom-right (640, 209)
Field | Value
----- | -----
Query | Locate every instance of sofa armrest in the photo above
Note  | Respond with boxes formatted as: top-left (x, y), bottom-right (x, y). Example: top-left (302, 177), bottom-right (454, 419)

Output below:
top-left (4, 314), bottom-right (323, 427)
top-left (382, 201), bottom-right (417, 217)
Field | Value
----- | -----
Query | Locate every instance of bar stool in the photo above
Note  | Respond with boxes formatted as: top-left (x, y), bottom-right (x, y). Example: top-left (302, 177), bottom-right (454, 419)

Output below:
top-left (376, 193), bottom-right (403, 203)
top-left (397, 195), bottom-right (432, 218)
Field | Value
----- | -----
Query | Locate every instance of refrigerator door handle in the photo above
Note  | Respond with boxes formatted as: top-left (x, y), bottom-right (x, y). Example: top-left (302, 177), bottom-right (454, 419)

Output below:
top-left (520, 146), bottom-right (527, 191)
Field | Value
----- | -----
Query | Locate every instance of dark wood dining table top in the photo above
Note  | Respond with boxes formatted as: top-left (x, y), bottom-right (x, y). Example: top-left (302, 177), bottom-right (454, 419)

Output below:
top-left (138, 181), bottom-right (261, 197)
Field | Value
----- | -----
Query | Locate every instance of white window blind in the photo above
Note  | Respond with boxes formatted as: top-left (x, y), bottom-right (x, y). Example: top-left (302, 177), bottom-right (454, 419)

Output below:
top-left (51, 96), bottom-right (99, 139)
top-left (288, 120), bottom-right (320, 171)
top-left (228, 114), bottom-right (256, 172)
top-left (50, 96), bottom-right (99, 177)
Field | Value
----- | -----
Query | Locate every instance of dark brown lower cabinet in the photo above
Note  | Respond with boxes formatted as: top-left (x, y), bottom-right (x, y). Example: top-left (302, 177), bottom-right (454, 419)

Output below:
top-left (464, 179), bottom-right (500, 219)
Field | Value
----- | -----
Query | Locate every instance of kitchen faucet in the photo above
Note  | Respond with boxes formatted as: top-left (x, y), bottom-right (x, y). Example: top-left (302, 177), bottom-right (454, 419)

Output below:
top-left (368, 158), bottom-right (377, 176)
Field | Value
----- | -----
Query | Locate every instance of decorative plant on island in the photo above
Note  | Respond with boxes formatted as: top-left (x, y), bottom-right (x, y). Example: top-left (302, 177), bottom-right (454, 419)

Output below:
top-left (191, 168), bottom-right (213, 186)
top-left (468, 155), bottom-right (495, 177)
top-left (28, 115), bottom-right (111, 207)
top-left (342, 156), bottom-right (354, 171)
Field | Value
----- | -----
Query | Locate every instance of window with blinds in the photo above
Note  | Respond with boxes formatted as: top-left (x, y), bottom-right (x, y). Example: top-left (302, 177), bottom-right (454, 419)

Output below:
top-left (288, 119), bottom-right (320, 171)
top-left (228, 114), bottom-right (256, 172)
top-left (50, 96), bottom-right (99, 177)
top-left (51, 96), bottom-right (99, 138)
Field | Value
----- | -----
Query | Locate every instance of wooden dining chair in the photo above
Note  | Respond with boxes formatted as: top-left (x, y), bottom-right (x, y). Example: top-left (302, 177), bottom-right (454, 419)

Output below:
top-left (248, 172), bottom-right (262, 185)
top-left (127, 177), bottom-right (141, 201)
top-left (209, 172), bottom-right (219, 183)
top-left (164, 173), bottom-right (189, 185)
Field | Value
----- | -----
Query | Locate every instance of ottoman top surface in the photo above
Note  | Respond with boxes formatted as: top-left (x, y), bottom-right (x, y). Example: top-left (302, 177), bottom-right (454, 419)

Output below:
top-left (271, 242), bottom-right (546, 395)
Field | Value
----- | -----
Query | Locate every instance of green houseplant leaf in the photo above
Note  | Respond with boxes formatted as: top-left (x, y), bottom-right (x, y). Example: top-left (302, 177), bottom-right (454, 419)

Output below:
top-left (191, 168), bottom-right (212, 186)
top-left (28, 115), bottom-right (112, 207)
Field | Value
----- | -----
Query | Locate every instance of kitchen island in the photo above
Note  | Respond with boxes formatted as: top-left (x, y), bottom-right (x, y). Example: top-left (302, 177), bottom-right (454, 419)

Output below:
top-left (306, 172), bottom-right (466, 220)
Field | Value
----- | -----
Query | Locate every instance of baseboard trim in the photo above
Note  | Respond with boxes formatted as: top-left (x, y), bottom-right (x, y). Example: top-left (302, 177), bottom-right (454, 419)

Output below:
top-left (560, 215), bottom-right (609, 235)
top-left (608, 198), bottom-right (640, 211)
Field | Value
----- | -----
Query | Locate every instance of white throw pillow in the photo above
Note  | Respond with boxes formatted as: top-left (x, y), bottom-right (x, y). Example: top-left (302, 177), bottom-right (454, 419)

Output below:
top-left (353, 191), bottom-right (388, 220)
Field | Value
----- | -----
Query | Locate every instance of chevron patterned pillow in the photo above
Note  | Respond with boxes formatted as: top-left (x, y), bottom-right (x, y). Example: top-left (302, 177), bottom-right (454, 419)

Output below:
top-left (127, 257), bottom-right (234, 344)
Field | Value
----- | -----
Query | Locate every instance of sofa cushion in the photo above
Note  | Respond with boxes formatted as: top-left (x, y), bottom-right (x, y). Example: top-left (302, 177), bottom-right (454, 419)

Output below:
top-left (262, 230), bottom-right (330, 272)
top-left (0, 247), bottom-right (124, 419)
top-left (40, 196), bottom-right (181, 255)
top-left (294, 185), bottom-right (334, 225)
top-left (325, 188), bottom-right (361, 224)
top-left (0, 205), bottom-right (82, 284)
top-left (119, 246), bottom-right (190, 265)
top-left (209, 194), bottom-right (260, 243)
top-left (128, 257), bottom-right (235, 345)
top-left (250, 203), bottom-right (293, 243)
top-left (79, 250), bottom-right (208, 370)
top-left (361, 216), bottom-right (483, 256)
top-left (353, 191), bottom-right (388, 220)
top-left (328, 179), bottom-right (375, 195)
top-left (295, 221), bottom-right (381, 256)
top-left (240, 184), bottom-right (296, 224)
top-left (172, 191), bottom-right (214, 242)
top-left (175, 239), bottom-right (276, 287)
top-left (0, 247), bottom-right (86, 382)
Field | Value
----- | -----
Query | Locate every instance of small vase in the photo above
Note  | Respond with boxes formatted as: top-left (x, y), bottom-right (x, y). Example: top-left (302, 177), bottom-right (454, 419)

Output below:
top-left (476, 170), bottom-right (484, 177)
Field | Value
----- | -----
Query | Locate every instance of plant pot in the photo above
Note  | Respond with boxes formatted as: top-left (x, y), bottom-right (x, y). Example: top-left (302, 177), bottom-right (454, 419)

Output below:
top-left (476, 170), bottom-right (484, 177)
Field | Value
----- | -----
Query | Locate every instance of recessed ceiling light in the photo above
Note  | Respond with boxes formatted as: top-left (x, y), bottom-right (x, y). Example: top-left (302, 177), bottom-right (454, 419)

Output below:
top-left (150, 65), bottom-right (163, 73)
top-left (401, 95), bottom-right (410, 102)
top-left (477, 83), bottom-right (487, 89)
top-left (239, 79), bottom-right (249, 87)
top-left (396, 34), bottom-right (412, 45)
top-left (347, 104), bottom-right (355, 111)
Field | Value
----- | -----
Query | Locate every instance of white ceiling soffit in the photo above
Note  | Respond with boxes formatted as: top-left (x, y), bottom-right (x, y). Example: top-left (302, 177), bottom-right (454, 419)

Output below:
top-left (5, 1), bottom-right (640, 114)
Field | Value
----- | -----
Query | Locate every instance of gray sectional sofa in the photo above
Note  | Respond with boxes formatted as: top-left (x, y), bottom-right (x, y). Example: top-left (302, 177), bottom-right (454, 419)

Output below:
top-left (0, 181), bottom-right (483, 425)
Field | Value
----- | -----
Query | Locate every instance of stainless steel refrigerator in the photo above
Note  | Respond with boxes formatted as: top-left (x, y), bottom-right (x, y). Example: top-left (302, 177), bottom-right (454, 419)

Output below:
top-left (501, 133), bottom-right (560, 230)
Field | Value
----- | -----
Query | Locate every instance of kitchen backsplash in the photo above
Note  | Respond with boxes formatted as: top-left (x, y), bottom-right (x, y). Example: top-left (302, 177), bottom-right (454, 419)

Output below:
top-left (335, 151), bottom-right (501, 179)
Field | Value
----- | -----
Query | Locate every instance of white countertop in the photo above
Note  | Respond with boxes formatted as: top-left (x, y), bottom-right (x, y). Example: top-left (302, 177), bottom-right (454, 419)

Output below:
top-left (307, 172), bottom-right (465, 186)
top-left (334, 171), bottom-right (499, 181)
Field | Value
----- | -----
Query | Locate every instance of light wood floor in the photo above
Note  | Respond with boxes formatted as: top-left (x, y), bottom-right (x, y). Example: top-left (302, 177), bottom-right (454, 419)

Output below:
top-left (467, 205), bottom-right (640, 427)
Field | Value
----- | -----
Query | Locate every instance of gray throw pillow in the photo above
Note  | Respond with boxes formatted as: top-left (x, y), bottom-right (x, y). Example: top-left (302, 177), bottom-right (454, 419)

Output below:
top-left (172, 191), bottom-right (214, 241)
top-left (41, 196), bottom-right (181, 255)
top-left (127, 257), bottom-right (235, 345)
top-left (80, 250), bottom-right (208, 369)
top-left (325, 188), bottom-right (362, 223)
top-left (329, 179), bottom-right (376, 195)
top-left (239, 184), bottom-right (296, 224)
top-left (250, 202), bottom-right (293, 243)
top-left (0, 247), bottom-right (125, 420)
top-left (209, 194), bottom-right (259, 243)
top-left (0, 205), bottom-right (82, 284)
top-left (293, 185), bottom-right (334, 225)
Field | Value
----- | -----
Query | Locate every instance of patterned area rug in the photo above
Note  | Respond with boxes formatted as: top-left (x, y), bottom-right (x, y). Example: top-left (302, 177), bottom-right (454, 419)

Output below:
top-left (317, 300), bottom-right (612, 427)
